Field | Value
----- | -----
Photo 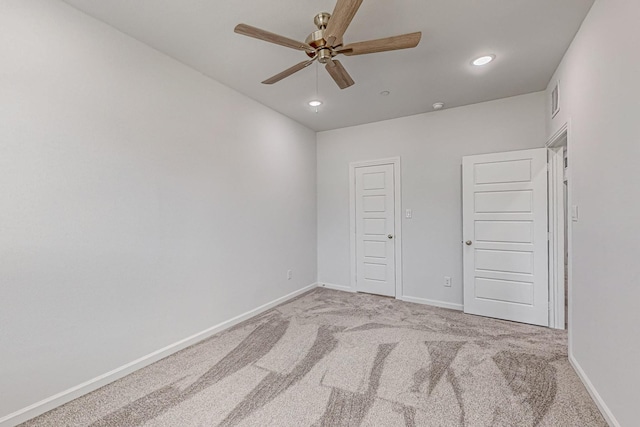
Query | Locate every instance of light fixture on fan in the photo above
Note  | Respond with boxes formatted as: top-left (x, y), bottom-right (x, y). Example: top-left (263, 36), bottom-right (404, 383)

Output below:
top-left (472, 55), bottom-right (496, 66)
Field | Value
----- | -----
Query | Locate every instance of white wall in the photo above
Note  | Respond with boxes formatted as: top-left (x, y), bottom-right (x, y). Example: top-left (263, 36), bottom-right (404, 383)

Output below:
top-left (317, 92), bottom-right (546, 307)
top-left (0, 0), bottom-right (316, 422)
top-left (546, 0), bottom-right (640, 425)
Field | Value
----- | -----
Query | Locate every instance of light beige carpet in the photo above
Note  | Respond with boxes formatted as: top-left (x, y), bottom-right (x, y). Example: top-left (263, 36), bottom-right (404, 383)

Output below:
top-left (22, 288), bottom-right (606, 426)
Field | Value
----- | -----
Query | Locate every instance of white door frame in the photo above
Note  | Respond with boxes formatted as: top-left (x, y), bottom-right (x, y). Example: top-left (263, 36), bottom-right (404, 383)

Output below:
top-left (349, 157), bottom-right (403, 298)
top-left (547, 121), bottom-right (572, 334)
top-left (548, 145), bottom-right (565, 329)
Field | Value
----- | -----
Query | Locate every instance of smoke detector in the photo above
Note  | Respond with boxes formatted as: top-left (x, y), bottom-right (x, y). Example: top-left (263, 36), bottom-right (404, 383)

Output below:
top-left (433, 102), bottom-right (445, 110)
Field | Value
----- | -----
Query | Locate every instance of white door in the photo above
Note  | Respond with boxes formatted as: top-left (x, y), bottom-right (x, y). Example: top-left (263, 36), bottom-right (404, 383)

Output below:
top-left (462, 148), bottom-right (548, 326)
top-left (354, 164), bottom-right (396, 297)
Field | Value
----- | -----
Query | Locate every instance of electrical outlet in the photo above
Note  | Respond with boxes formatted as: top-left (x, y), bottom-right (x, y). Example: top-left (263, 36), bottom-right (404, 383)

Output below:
top-left (287, 269), bottom-right (293, 280)
top-left (444, 276), bottom-right (452, 287)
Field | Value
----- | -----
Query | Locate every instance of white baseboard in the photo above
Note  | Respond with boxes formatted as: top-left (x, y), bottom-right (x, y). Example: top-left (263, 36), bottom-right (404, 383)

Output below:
top-left (0, 283), bottom-right (318, 427)
top-left (318, 282), bottom-right (355, 292)
top-left (400, 295), bottom-right (464, 311)
top-left (317, 286), bottom-right (463, 313)
top-left (568, 354), bottom-right (619, 427)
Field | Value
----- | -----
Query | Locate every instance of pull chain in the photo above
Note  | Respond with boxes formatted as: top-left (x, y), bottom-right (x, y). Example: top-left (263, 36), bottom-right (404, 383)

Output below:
top-left (315, 61), bottom-right (320, 113)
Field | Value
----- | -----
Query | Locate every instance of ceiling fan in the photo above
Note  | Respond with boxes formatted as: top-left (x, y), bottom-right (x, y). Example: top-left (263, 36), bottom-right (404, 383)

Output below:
top-left (234, 0), bottom-right (422, 90)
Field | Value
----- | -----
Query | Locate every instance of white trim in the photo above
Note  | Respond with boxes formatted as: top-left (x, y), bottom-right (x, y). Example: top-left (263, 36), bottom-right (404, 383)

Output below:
top-left (400, 295), bottom-right (463, 311)
top-left (569, 355), bottom-right (620, 427)
top-left (547, 146), bottom-right (566, 329)
top-left (349, 157), bottom-right (403, 298)
top-left (316, 286), bottom-right (464, 312)
top-left (318, 282), bottom-right (356, 293)
top-left (349, 163), bottom-right (356, 291)
top-left (546, 120), bottom-right (573, 351)
top-left (0, 283), bottom-right (318, 427)
top-left (317, 284), bottom-right (463, 312)
top-left (546, 122), bottom-right (569, 149)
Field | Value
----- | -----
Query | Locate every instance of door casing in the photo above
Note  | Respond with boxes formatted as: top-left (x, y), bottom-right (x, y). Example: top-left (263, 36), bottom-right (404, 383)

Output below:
top-left (349, 157), bottom-right (403, 298)
top-left (547, 121), bottom-right (572, 333)
top-left (548, 145), bottom-right (566, 329)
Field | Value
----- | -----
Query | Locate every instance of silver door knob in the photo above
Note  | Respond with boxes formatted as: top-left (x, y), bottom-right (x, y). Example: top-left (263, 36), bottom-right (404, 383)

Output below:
top-left (465, 240), bottom-right (472, 246)
top-left (388, 234), bottom-right (394, 239)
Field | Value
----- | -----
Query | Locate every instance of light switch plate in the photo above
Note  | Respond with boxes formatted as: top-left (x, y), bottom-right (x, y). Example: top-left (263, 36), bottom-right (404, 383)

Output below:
top-left (572, 205), bottom-right (579, 222)
top-left (405, 209), bottom-right (412, 219)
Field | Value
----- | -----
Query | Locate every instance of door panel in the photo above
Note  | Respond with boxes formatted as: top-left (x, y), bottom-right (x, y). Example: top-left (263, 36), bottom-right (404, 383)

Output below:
top-left (355, 164), bottom-right (395, 297)
top-left (474, 159), bottom-right (532, 184)
top-left (362, 195), bottom-right (386, 212)
top-left (363, 218), bottom-right (386, 235)
top-left (363, 172), bottom-right (386, 189)
top-left (475, 249), bottom-right (533, 274)
top-left (463, 148), bottom-right (548, 326)
top-left (475, 278), bottom-right (533, 305)
top-left (475, 221), bottom-right (533, 243)
top-left (363, 241), bottom-right (386, 258)
top-left (474, 191), bottom-right (533, 213)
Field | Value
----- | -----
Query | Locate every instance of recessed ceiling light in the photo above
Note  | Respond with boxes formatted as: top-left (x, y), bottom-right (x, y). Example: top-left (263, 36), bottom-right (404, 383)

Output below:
top-left (472, 55), bottom-right (496, 66)
top-left (380, 91), bottom-right (390, 96)
top-left (308, 100), bottom-right (322, 107)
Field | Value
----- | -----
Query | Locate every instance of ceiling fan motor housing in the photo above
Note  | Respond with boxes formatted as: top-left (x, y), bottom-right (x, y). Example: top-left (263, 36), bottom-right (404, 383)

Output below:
top-left (306, 13), bottom-right (343, 61)
top-left (306, 29), bottom-right (327, 50)
top-left (305, 29), bottom-right (334, 61)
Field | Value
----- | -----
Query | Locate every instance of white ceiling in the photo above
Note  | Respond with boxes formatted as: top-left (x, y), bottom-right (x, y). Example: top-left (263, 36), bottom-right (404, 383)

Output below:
top-left (62, 0), bottom-right (594, 132)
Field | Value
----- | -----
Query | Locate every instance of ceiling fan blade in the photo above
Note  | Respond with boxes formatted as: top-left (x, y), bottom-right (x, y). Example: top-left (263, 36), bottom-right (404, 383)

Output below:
top-left (325, 0), bottom-right (364, 47)
top-left (325, 59), bottom-right (355, 89)
top-left (235, 23), bottom-right (313, 52)
top-left (262, 59), bottom-right (316, 85)
top-left (340, 32), bottom-right (422, 56)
